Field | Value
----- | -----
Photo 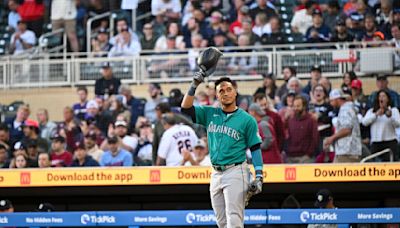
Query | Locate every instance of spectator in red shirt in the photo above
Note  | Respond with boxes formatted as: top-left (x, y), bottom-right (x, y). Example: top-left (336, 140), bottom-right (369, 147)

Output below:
top-left (50, 135), bottom-right (73, 167)
top-left (229, 5), bottom-right (252, 36)
top-left (57, 106), bottom-right (83, 152)
top-left (286, 96), bottom-right (319, 163)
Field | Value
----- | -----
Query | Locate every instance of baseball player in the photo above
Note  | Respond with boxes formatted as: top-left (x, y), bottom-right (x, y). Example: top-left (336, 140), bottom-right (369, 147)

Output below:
top-left (156, 113), bottom-right (198, 166)
top-left (181, 47), bottom-right (264, 228)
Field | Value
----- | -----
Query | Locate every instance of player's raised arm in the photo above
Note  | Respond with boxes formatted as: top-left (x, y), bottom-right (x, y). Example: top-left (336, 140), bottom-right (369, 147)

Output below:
top-left (181, 71), bottom-right (205, 109)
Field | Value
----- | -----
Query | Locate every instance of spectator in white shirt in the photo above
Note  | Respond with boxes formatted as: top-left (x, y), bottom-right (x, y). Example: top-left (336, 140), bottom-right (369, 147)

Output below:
top-left (391, 24), bottom-right (400, 70)
top-left (362, 90), bottom-right (400, 161)
top-left (51, 0), bottom-right (79, 52)
top-left (9, 21), bottom-right (36, 55)
top-left (101, 120), bottom-right (138, 153)
top-left (183, 139), bottom-right (212, 166)
top-left (291, 0), bottom-right (316, 35)
top-left (151, 0), bottom-right (182, 21)
top-left (109, 18), bottom-right (140, 46)
top-left (7, 0), bottom-right (20, 32)
top-left (108, 29), bottom-right (141, 57)
top-left (252, 12), bottom-right (271, 37)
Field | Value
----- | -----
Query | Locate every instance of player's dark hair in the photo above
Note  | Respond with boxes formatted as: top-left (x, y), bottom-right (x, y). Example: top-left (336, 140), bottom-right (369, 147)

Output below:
top-left (77, 86), bottom-right (88, 94)
top-left (215, 77), bottom-right (233, 89)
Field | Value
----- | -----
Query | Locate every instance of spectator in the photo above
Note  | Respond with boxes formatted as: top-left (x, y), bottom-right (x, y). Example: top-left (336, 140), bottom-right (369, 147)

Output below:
top-left (205, 11), bottom-right (224, 43)
top-left (5, 104), bottom-right (30, 145)
top-left (17, 0), bottom-right (44, 37)
top-left (0, 145), bottom-right (10, 168)
top-left (254, 93), bottom-right (284, 151)
top-left (84, 131), bottom-right (104, 163)
top-left (182, 18), bottom-right (205, 49)
top-left (9, 20), bottom-right (36, 55)
top-left (351, 79), bottom-right (368, 116)
top-left (0, 125), bottom-right (11, 156)
top-left (91, 28), bottom-right (111, 57)
top-left (278, 90), bottom-right (296, 139)
top-left (119, 85), bottom-right (146, 128)
top-left (58, 106), bottom-right (83, 152)
top-left (109, 18), bottom-right (140, 48)
top-left (323, 0), bottom-right (341, 32)
top-left (305, 9), bottom-right (331, 43)
top-left (134, 119), bottom-right (153, 166)
top-left (368, 75), bottom-right (400, 109)
top-left (36, 109), bottom-right (57, 145)
top-left (51, 0), bottom-right (80, 52)
top-left (21, 119), bottom-right (48, 153)
top-left (187, 34), bottom-right (206, 72)
top-left (324, 89), bottom-right (362, 163)
top-left (85, 99), bottom-right (113, 136)
top-left (109, 95), bottom-right (131, 123)
top-left (361, 14), bottom-right (378, 42)
top-left (341, 71), bottom-right (357, 94)
top-left (168, 88), bottom-right (184, 111)
top-left (140, 23), bottom-right (159, 50)
top-left (254, 73), bottom-right (277, 100)
top-left (152, 102), bottom-right (193, 164)
top-left (100, 136), bottom-right (133, 166)
top-left (249, 0), bottom-right (277, 21)
top-left (230, 5), bottom-right (252, 36)
top-left (392, 24), bottom-right (400, 69)
top-left (35, 202), bottom-right (55, 212)
top-left (291, 0), bottom-right (316, 35)
top-left (249, 103), bottom-right (282, 163)
top-left (212, 30), bottom-right (230, 48)
top-left (252, 12), bottom-right (271, 38)
top-left (312, 189), bottom-right (336, 210)
top-left (37, 152), bottom-right (51, 168)
top-left (356, 0), bottom-right (373, 16)
top-left (156, 114), bottom-right (198, 166)
top-left (7, 0), bottom-right (21, 32)
top-left (50, 135), bottom-right (73, 167)
top-left (309, 84), bottom-right (334, 153)
top-left (303, 66), bottom-right (322, 95)
top-left (318, 77), bottom-right (332, 95)
top-left (0, 199), bottom-right (14, 212)
top-left (260, 16), bottom-right (284, 45)
top-left (10, 152), bottom-right (29, 168)
top-left (240, 19), bottom-right (260, 45)
top-left (275, 66), bottom-right (296, 105)
top-left (25, 141), bottom-right (39, 166)
top-left (331, 18), bottom-right (355, 42)
top-left (94, 62), bottom-right (121, 97)
top-left (144, 83), bottom-right (168, 123)
top-left (104, 120), bottom-right (138, 153)
top-left (287, 77), bottom-right (310, 101)
top-left (227, 35), bottom-right (258, 75)
top-left (72, 86), bottom-right (88, 121)
top-left (108, 28), bottom-right (141, 57)
top-left (155, 22), bottom-right (185, 51)
top-left (347, 12), bottom-right (365, 40)
top-left (71, 142), bottom-right (99, 167)
top-left (375, 0), bottom-right (392, 27)
top-left (151, 0), bottom-right (182, 21)
top-left (182, 139), bottom-right (212, 166)
top-left (286, 96), bottom-right (319, 163)
top-left (362, 90), bottom-right (400, 161)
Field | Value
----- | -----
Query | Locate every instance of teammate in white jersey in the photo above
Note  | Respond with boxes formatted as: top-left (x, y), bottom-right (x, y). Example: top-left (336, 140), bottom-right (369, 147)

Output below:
top-left (156, 114), bottom-right (198, 166)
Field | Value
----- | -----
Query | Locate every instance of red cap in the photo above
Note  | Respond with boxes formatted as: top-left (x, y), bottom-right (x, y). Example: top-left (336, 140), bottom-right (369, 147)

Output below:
top-left (351, 79), bottom-right (362, 89)
top-left (23, 119), bottom-right (39, 128)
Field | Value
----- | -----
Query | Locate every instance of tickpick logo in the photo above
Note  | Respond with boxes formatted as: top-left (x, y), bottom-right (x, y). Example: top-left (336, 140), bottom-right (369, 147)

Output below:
top-left (81, 214), bottom-right (90, 225)
top-left (300, 211), bottom-right (310, 223)
top-left (186, 213), bottom-right (196, 224)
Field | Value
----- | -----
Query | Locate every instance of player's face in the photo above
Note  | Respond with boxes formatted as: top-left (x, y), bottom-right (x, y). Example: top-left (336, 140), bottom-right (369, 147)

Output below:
top-left (216, 82), bottom-right (237, 106)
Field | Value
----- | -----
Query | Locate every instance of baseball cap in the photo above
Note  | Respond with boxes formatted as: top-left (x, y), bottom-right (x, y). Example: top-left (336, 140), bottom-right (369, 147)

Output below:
top-left (86, 100), bottom-right (99, 109)
top-left (350, 12), bottom-right (364, 21)
top-left (115, 120), bottom-right (128, 127)
top-left (101, 62), bottom-right (111, 68)
top-left (51, 134), bottom-right (65, 143)
top-left (240, 5), bottom-right (249, 14)
top-left (0, 199), bottom-right (13, 211)
top-left (377, 74), bottom-right (388, 81)
top-left (373, 31), bottom-right (385, 40)
top-left (85, 131), bottom-right (97, 140)
top-left (36, 203), bottom-right (55, 212)
top-left (194, 140), bottom-right (207, 149)
top-left (107, 136), bottom-right (119, 144)
top-left (312, 9), bottom-right (322, 16)
top-left (314, 189), bottom-right (333, 208)
top-left (351, 79), bottom-right (362, 89)
top-left (23, 119), bottom-right (39, 128)
top-left (310, 65), bottom-right (321, 73)
top-left (13, 141), bottom-right (26, 151)
top-left (248, 103), bottom-right (266, 116)
top-left (329, 89), bottom-right (346, 100)
top-left (336, 18), bottom-right (345, 26)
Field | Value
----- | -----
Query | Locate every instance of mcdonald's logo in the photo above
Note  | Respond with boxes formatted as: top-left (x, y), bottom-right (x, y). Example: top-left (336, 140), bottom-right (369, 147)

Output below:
top-left (20, 172), bottom-right (31, 185)
top-left (285, 167), bottom-right (296, 181)
top-left (149, 170), bottom-right (160, 183)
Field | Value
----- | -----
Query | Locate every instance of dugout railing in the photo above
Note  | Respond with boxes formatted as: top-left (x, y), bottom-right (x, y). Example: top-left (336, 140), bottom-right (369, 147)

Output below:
top-left (0, 208), bottom-right (399, 227)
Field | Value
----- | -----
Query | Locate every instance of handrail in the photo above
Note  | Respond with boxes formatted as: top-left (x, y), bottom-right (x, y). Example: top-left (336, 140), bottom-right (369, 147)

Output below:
top-left (86, 12), bottom-right (112, 53)
top-left (360, 148), bottom-right (393, 163)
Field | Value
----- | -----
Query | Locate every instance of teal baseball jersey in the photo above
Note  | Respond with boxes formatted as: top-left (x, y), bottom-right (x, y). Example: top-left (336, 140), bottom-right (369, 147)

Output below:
top-left (194, 106), bottom-right (261, 165)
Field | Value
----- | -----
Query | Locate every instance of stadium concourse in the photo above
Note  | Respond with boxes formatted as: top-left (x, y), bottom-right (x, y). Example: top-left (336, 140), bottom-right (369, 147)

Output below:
top-left (0, 0), bottom-right (399, 227)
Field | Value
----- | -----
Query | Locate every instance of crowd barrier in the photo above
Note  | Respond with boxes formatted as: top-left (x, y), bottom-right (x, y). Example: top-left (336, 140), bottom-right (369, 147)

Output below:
top-left (0, 208), bottom-right (399, 227)
top-left (0, 46), bottom-right (398, 89)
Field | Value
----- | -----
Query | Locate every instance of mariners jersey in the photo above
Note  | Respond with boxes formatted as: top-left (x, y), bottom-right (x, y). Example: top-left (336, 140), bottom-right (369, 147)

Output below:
top-left (194, 106), bottom-right (261, 166)
top-left (157, 124), bottom-right (199, 166)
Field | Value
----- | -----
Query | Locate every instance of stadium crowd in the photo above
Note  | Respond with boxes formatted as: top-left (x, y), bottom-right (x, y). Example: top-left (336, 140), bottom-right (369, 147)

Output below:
top-left (0, 64), bottom-right (399, 168)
